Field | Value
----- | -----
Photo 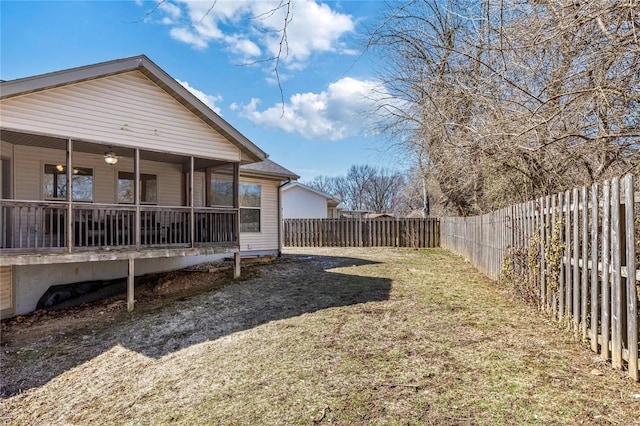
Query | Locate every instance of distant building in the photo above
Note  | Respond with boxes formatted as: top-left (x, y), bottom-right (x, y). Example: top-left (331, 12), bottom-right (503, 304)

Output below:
top-left (281, 182), bottom-right (341, 219)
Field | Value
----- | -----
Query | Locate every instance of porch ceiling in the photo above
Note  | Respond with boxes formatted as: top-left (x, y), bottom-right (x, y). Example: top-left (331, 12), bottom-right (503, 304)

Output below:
top-left (1, 129), bottom-right (230, 170)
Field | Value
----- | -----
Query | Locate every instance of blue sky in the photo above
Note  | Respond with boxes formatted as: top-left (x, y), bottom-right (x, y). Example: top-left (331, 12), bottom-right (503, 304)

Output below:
top-left (1, 0), bottom-right (402, 182)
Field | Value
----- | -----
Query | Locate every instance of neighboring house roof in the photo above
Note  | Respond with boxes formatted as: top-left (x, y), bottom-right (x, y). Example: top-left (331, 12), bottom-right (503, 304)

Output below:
top-left (367, 213), bottom-right (395, 218)
top-left (281, 182), bottom-right (341, 206)
top-left (0, 55), bottom-right (267, 163)
top-left (240, 159), bottom-right (299, 181)
top-left (339, 209), bottom-right (373, 215)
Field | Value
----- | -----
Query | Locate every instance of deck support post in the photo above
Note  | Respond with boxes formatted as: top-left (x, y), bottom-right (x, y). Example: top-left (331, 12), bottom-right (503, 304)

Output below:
top-left (127, 257), bottom-right (135, 312)
top-left (234, 251), bottom-right (241, 279)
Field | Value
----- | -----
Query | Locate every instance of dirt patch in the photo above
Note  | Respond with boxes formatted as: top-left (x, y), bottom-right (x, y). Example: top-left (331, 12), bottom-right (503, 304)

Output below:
top-left (0, 260), bottom-right (236, 350)
top-left (0, 252), bottom-right (382, 397)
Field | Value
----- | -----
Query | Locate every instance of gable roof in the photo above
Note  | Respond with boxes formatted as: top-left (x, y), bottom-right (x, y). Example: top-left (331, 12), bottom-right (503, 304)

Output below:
top-left (0, 55), bottom-right (266, 163)
top-left (281, 181), bottom-right (341, 205)
top-left (240, 159), bottom-right (299, 180)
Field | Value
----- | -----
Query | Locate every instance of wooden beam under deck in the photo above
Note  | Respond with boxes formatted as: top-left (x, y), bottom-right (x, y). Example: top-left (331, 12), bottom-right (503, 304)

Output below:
top-left (1, 246), bottom-right (239, 266)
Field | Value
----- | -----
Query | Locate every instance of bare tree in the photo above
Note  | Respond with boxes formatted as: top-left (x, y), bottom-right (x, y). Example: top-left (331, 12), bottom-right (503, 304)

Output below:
top-left (307, 165), bottom-right (406, 214)
top-left (306, 175), bottom-right (338, 195)
top-left (368, 0), bottom-right (640, 215)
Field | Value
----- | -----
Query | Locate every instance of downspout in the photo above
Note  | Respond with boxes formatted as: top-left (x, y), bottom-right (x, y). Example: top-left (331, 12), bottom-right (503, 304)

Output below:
top-left (277, 179), bottom-right (292, 257)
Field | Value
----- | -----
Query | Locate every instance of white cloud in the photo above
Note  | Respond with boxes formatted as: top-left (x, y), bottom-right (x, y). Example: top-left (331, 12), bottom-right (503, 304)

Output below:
top-left (224, 35), bottom-right (261, 57)
top-left (176, 79), bottom-right (223, 114)
top-left (150, 0), bottom-right (355, 70)
top-left (236, 77), bottom-right (386, 140)
top-left (169, 27), bottom-right (208, 49)
top-left (264, 0), bottom-right (354, 64)
top-left (159, 1), bottom-right (181, 21)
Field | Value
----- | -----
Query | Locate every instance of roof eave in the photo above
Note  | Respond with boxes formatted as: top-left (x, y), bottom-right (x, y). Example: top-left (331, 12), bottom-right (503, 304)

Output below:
top-left (0, 56), bottom-right (147, 99)
top-left (282, 181), bottom-right (338, 202)
top-left (240, 169), bottom-right (300, 181)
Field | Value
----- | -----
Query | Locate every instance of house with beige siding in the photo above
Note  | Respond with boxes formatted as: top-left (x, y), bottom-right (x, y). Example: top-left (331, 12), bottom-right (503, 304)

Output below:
top-left (0, 55), bottom-right (298, 318)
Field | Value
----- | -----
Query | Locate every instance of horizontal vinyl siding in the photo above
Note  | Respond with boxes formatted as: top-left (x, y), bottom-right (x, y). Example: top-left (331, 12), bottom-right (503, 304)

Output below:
top-left (0, 266), bottom-right (12, 312)
top-left (1, 71), bottom-right (241, 161)
top-left (10, 144), bottom-right (182, 204)
top-left (194, 171), bottom-right (206, 207)
top-left (240, 177), bottom-right (279, 251)
top-left (13, 145), bottom-right (43, 200)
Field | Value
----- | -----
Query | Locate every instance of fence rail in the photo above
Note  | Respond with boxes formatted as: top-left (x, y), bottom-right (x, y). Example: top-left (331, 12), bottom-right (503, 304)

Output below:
top-left (283, 218), bottom-right (440, 248)
top-left (441, 174), bottom-right (639, 381)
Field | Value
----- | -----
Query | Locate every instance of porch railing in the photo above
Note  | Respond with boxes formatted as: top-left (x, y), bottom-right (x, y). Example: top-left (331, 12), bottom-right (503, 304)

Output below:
top-left (0, 200), bottom-right (237, 254)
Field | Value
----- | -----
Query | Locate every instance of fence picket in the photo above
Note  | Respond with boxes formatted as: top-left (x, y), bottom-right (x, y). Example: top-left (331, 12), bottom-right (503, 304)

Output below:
top-left (590, 183), bottom-right (600, 352)
top-left (573, 187), bottom-right (580, 331)
top-left (611, 177), bottom-right (623, 369)
top-left (559, 192), bottom-right (566, 320)
top-left (602, 181), bottom-right (611, 361)
top-left (623, 175), bottom-right (638, 381)
top-left (581, 186), bottom-right (589, 339)
top-left (566, 189), bottom-right (572, 322)
top-left (542, 199), bottom-right (547, 308)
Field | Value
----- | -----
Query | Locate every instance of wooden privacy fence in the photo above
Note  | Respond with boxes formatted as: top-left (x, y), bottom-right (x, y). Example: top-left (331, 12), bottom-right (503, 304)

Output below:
top-left (283, 217), bottom-right (440, 248)
top-left (441, 174), bottom-right (639, 381)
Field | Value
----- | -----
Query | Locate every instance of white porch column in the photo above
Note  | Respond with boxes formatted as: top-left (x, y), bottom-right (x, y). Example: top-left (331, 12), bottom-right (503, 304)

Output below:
top-left (190, 156), bottom-right (195, 247)
top-left (66, 139), bottom-right (73, 252)
top-left (233, 162), bottom-right (240, 278)
top-left (134, 148), bottom-right (141, 249)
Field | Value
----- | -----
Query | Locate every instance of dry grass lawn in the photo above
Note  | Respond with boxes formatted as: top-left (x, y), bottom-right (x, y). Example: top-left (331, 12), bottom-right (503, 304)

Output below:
top-left (1, 247), bottom-right (639, 425)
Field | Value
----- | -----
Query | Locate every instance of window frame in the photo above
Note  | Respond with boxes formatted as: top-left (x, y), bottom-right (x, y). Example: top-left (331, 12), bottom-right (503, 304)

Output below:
top-left (43, 163), bottom-right (94, 202)
top-left (212, 178), bottom-right (262, 233)
top-left (239, 183), bottom-right (261, 233)
top-left (117, 171), bottom-right (158, 205)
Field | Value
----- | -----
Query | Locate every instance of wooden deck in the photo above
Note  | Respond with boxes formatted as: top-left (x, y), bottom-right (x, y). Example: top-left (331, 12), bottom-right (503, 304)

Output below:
top-left (0, 200), bottom-right (239, 264)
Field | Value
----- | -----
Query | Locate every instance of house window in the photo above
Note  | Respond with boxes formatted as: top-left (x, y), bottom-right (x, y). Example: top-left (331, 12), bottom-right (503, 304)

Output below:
top-left (240, 183), bottom-right (261, 233)
top-left (44, 164), bottom-right (94, 202)
top-left (117, 172), bottom-right (158, 204)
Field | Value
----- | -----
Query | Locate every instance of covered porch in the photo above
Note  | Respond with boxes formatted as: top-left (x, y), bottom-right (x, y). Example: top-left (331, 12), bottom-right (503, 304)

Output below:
top-left (0, 130), bottom-right (244, 311)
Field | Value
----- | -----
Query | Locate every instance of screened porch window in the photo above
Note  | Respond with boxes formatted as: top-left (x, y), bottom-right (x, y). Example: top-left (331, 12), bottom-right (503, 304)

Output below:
top-left (44, 164), bottom-right (94, 202)
top-left (117, 172), bottom-right (157, 204)
top-left (211, 178), bottom-right (233, 207)
top-left (210, 179), bottom-right (261, 232)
